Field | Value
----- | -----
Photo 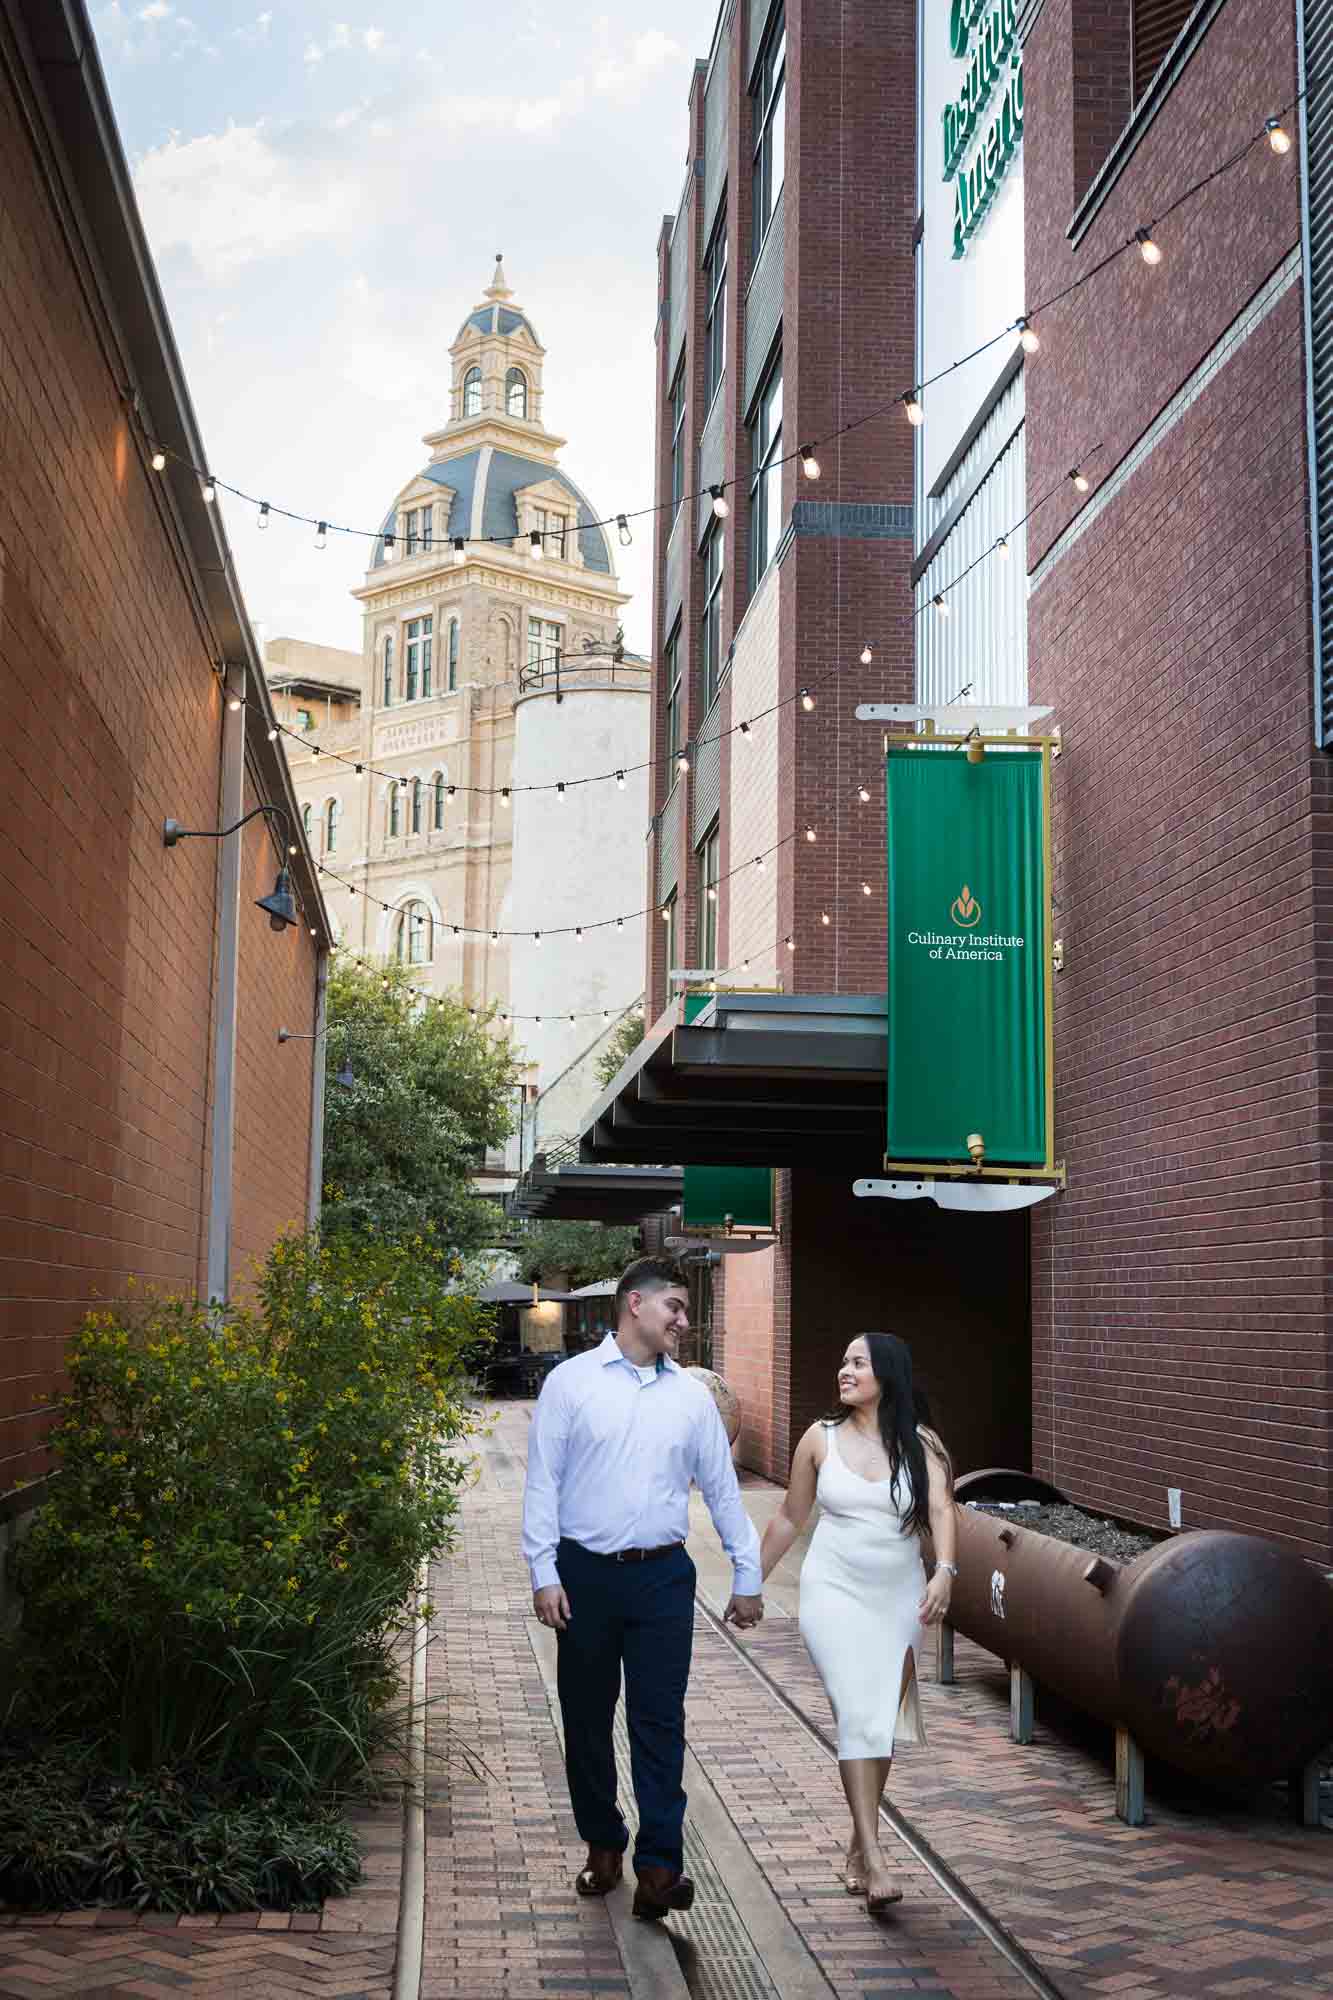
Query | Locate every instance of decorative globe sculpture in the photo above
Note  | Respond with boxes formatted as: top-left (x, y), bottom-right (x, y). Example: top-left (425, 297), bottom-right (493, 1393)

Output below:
top-left (685, 1366), bottom-right (741, 1444)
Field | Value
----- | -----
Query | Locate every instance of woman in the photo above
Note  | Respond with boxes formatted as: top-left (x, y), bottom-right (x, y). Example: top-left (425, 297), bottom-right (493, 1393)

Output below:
top-left (758, 1332), bottom-right (956, 1913)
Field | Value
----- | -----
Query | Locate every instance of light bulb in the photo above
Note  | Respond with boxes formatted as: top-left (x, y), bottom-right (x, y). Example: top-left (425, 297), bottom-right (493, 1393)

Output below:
top-left (557, 781), bottom-right (566, 799)
top-left (533, 931), bottom-right (542, 947)
top-left (258, 501), bottom-right (270, 529)
top-left (315, 522), bottom-right (328, 549)
top-left (801, 688), bottom-right (815, 712)
top-left (800, 444), bottom-right (820, 480)
top-left (616, 916), bottom-right (624, 930)
top-left (575, 927), bottom-right (584, 941)
top-left (202, 476), bottom-right (216, 503)
top-left (738, 720), bottom-right (751, 739)
top-left (860, 643), bottom-right (873, 665)
top-left (529, 530), bottom-right (543, 558)
top-left (228, 696), bottom-right (242, 712)
top-left (151, 449), bottom-right (166, 472)
top-left (933, 593), bottom-right (950, 616)
top-left (785, 935), bottom-right (795, 952)
top-left (1017, 318), bottom-right (1040, 354)
top-left (677, 752), bottom-right (690, 775)
top-left (616, 769), bottom-right (625, 789)
top-left (311, 745), bottom-right (321, 758)
top-left (383, 530), bottom-right (394, 552)
top-left (861, 881), bottom-right (872, 896)
top-left (706, 885), bottom-right (717, 902)
top-left (755, 855), bottom-right (765, 872)
top-left (1266, 117), bottom-right (1291, 154)
top-left (660, 906), bottom-right (671, 921)
top-left (858, 783), bottom-right (870, 803)
top-left (288, 844), bottom-right (297, 856)
top-left (997, 535), bottom-right (1010, 557)
top-left (354, 763), bottom-right (364, 780)
top-left (501, 788), bottom-right (510, 806)
top-left (1070, 468), bottom-right (1090, 493)
top-left (267, 726), bottom-right (279, 742)
top-left (617, 514), bottom-right (632, 546)
top-left (805, 825), bottom-right (817, 843)
top-left (1136, 226), bottom-right (1161, 266)
top-left (453, 537), bottom-right (466, 566)
top-left (903, 391), bottom-right (924, 427)
top-left (821, 911), bottom-right (830, 926)
top-left (709, 485), bottom-right (729, 519)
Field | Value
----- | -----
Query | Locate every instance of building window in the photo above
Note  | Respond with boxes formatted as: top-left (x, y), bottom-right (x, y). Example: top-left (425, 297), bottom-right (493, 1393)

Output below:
top-left (749, 353), bottom-right (784, 590)
top-left (662, 892), bottom-right (678, 987)
top-left (1131, 0), bottom-right (1194, 101)
top-left (396, 900), bottom-right (433, 965)
top-left (410, 778), bottom-right (423, 834)
top-left (326, 797), bottom-right (340, 852)
top-left (664, 620), bottom-right (683, 777)
top-left (698, 824), bottom-right (719, 970)
top-left (752, 7), bottom-right (786, 256)
top-left (506, 367), bottom-right (528, 418)
top-left (432, 772), bottom-right (447, 829)
top-left (388, 785), bottom-right (401, 838)
top-left (463, 366), bottom-right (482, 416)
top-left (405, 615), bottom-right (432, 701)
top-left (669, 362), bottom-right (687, 512)
top-left (448, 618), bottom-right (460, 689)
top-left (405, 505), bottom-right (432, 555)
top-left (382, 635), bottom-right (393, 707)
top-left (701, 522), bottom-right (725, 706)
top-left (704, 213), bottom-right (727, 411)
top-left (527, 617), bottom-right (562, 673)
top-left (302, 802), bottom-right (313, 841)
top-left (533, 506), bottom-right (567, 560)
top-left (296, 708), bottom-right (313, 732)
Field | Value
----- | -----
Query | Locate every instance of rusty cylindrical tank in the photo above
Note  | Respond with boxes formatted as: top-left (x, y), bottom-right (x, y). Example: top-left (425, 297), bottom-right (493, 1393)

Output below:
top-left (948, 1508), bottom-right (1333, 1788)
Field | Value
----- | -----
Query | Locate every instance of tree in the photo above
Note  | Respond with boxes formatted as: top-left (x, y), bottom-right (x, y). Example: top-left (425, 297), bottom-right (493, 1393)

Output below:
top-left (321, 957), bottom-right (520, 1251)
top-left (595, 1008), bottom-right (645, 1092)
top-left (515, 1219), bottom-right (641, 1290)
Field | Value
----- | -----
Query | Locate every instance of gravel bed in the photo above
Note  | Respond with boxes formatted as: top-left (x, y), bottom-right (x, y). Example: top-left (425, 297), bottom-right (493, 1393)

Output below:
top-left (969, 1499), bottom-right (1156, 1563)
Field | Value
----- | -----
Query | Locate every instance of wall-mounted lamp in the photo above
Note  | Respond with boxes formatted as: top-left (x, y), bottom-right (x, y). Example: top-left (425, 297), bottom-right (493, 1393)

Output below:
top-left (278, 1025), bottom-right (355, 1087)
top-left (163, 804), bottom-right (298, 930)
top-left (966, 1131), bottom-right (986, 1169)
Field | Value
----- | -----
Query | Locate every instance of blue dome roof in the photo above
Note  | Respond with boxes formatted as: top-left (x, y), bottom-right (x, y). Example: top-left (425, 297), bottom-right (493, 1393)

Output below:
top-left (373, 449), bottom-right (612, 573)
top-left (458, 304), bottom-right (539, 343)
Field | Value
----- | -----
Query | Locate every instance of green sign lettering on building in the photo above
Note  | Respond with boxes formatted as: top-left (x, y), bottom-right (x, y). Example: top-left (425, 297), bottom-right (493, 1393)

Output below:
top-left (942, 0), bottom-right (1023, 258)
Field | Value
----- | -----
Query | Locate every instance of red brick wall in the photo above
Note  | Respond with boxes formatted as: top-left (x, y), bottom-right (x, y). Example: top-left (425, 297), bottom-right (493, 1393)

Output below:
top-left (0, 47), bottom-right (317, 1494)
top-left (1024, 0), bottom-right (1332, 1556)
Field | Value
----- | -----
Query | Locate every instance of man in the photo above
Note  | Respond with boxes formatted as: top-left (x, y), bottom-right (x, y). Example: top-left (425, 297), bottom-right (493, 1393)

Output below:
top-left (521, 1256), bottom-right (763, 1920)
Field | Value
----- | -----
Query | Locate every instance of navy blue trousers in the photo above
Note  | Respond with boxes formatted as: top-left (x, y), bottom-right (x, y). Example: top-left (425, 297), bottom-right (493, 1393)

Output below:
top-left (554, 1537), bottom-right (695, 1874)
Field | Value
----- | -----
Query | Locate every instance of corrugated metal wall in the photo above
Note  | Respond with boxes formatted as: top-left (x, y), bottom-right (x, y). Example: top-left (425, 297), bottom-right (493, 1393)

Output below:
top-left (697, 381), bottom-right (728, 540)
top-left (667, 182), bottom-right (691, 384)
top-left (915, 390), bottom-right (1028, 708)
top-left (1298, 0), bottom-right (1332, 745)
top-left (664, 501), bottom-right (686, 635)
top-left (693, 693), bottom-right (723, 841)
top-left (703, 9), bottom-right (732, 239)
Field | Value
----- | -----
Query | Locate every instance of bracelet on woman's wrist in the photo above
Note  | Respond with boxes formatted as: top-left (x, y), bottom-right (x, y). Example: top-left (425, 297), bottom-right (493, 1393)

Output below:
top-left (937, 1560), bottom-right (958, 1578)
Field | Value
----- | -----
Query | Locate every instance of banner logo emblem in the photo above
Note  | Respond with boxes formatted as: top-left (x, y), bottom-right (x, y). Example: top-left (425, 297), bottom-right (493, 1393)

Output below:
top-left (950, 883), bottom-right (981, 928)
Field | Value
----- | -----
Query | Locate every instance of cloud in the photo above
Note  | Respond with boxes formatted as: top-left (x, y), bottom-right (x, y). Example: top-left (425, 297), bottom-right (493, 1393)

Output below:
top-left (138, 0), bottom-right (170, 18)
top-left (132, 124), bottom-right (363, 280)
top-left (592, 27), bottom-right (682, 93)
top-left (232, 10), bottom-right (272, 44)
top-left (364, 27), bottom-right (384, 52)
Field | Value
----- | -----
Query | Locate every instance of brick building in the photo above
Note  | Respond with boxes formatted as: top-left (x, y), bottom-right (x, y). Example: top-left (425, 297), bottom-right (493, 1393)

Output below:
top-left (0, 0), bottom-right (331, 1590)
top-left (1020, 0), bottom-right (1333, 1556)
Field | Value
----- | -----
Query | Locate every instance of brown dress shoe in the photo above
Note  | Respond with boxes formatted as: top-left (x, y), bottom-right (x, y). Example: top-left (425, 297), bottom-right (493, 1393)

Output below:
top-left (632, 1865), bottom-right (695, 1921)
top-left (574, 1846), bottom-right (624, 1897)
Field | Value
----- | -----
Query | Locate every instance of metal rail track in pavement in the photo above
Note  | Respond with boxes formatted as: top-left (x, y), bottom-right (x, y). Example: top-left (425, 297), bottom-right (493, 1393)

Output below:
top-left (693, 1595), bottom-right (1068, 2000)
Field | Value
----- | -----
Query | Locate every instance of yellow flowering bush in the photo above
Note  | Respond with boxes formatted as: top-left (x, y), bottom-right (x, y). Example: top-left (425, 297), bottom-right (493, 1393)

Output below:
top-left (7, 1230), bottom-right (493, 1791)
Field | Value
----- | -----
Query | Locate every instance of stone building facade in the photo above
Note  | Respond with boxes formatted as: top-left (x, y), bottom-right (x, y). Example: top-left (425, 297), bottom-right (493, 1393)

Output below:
top-left (271, 264), bottom-right (651, 1165)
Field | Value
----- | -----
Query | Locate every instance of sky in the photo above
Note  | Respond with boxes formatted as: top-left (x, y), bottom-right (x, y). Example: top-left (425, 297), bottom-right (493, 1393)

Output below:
top-left (92, 0), bottom-right (723, 658)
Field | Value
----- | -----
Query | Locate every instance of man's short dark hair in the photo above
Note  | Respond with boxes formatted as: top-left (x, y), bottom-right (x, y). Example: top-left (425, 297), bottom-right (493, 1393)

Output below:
top-left (615, 1256), bottom-right (688, 1321)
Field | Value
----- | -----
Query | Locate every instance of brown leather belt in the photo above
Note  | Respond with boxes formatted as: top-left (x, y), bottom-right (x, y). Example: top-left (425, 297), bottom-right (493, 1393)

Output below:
top-left (572, 1540), bottom-right (685, 1564)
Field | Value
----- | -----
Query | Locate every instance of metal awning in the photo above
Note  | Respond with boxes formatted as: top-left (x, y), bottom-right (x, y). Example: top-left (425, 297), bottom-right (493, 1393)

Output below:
top-left (506, 1154), bottom-right (684, 1222)
top-left (577, 993), bottom-right (888, 1167)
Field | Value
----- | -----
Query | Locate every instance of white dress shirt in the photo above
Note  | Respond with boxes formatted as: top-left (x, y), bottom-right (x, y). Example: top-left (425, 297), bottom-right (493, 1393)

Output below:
top-left (521, 1333), bottom-right (763, 1596)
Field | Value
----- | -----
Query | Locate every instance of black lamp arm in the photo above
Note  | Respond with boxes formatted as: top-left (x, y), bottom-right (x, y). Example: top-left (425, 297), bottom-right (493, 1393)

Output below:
top-left (163, 804), bottom-right (293, 848)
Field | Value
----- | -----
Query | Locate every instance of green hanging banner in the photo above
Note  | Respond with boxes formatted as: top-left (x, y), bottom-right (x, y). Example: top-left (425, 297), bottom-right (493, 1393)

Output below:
top-left (680, 991), bottom-right (775, 1230)
top-left (885, 745), bottom-right (1051, 1168)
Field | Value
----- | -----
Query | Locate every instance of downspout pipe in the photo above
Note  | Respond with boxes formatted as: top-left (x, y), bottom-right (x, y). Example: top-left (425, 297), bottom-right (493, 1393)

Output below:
top-left (307, 947), bottom-right (330, 1230)
top-left (205, 660), bottom-right (246, 1304)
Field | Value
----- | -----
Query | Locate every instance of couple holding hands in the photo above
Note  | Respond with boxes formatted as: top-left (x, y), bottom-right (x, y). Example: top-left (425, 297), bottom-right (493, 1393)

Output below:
top-left (521, 1256), bottom-right (956, 1920)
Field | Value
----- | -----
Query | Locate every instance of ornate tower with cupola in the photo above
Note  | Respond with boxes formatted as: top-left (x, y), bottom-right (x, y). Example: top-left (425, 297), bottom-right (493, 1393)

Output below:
top-left (271, 258), bottom-right (651, 1189)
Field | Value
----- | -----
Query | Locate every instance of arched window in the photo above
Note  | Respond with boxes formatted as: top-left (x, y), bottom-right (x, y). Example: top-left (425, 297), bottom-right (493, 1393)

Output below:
top-left (326, 797), bottom-right (340, 852)
top-left (463, 366), bottom-right (482, 417)
top-left (506, 367), bottom-right (528, 418)
top-left (448, 618), bottom-right (460, 690)
top-left (395, 900), bottom-right (433, 965)
top-left (411, 777), bottom-right (423, 834)
top-left (388, 785), bottom-right (401, 838)
top-left (432, 772), bottom-right (446, 830)
top-left (302, 802), bottom-right (313, 842)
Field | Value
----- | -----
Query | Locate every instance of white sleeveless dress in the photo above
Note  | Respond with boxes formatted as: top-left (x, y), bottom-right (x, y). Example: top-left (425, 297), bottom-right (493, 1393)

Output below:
top-left (797, 1421), bottom-right (927, 1759)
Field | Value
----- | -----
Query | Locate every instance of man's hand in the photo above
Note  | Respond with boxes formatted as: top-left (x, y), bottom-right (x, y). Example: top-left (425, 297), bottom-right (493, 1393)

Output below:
top-left (724, 1592), bottom-right (764, 1630)
top-left (533, 1584), bottom-right (572, 1630)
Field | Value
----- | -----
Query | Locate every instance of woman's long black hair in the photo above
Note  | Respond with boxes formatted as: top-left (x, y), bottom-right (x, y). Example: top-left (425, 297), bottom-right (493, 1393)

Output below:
top-left (830, 1331), bottom-right (950, 1538)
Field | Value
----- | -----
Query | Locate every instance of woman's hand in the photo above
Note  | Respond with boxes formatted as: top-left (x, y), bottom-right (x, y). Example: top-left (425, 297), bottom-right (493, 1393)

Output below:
top-left (918, 1567), bottom-right (953, 1626)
